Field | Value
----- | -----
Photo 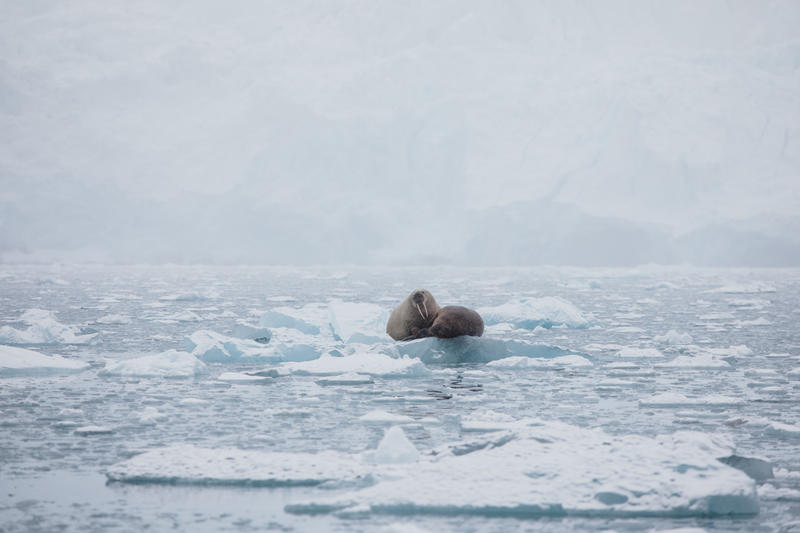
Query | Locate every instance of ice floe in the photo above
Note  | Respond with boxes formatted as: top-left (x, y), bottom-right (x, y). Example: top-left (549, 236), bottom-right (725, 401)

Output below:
top-left (367, 427), bottom-right (419, 464)
top-left (280, 350), bottom-right (429, 378)
top-left (0, 309), bottom-right (97, 345)
top-left (230, 321), bottom-right (272, 343)
top-left (359, 411), bottom-right (415, 424)
top-left (656, 353), bottom-right (731, 369)
top-left (393, 336), bottom-right (578, 364)
top-left (259, 304), bottom-right (328, 335)
top-left (615, 347), bottom-right (663, 358)
top-left (316, 373), bottom-right (374, 385)
top-left (478, 297), bottom-right (590, 329)
top-left (101, 350), bottom-right (207, 378)
top-left (706, 283), bottom-right (777, 294)
top-left (75, 425), bottom-right (114, 436)
top-left (185, 330), bottom-right (277, 362)
top-left (328, 300), bottom-right (390, 343)
top-left (94, 314), bottom-right (132, 325)
top-left (0, 344), bottom-right (89, 376)
top-left (654, 330), bottom-right (693, 345)
top-left (217, 372), bottom-right (274, 384)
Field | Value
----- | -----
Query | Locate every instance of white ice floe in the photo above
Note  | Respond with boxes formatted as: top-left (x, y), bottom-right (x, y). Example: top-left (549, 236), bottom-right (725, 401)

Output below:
top-left (281, 350), bottom-right (429, 378)
top-left (316, 373), bottom-right (374, 386)
top-left (487, 355), bottom-right (592, 369)
top-left (639, 393), bottom-right (744, 408)
top-left (654, 330), bottom-right (693, 345)
top-left (582, 343), bottom-right (625, 353)
top-left (656, 353), bottom-right (731, 369)
top-left (368, 427), bottom-right (419, 464)
top-left (185, 330), bottom-right (278, 362)
top-left (259, 303), bottom-right (329, 335)
top-left (179, 398), bottom-right (209, 406)
top-left (101, 350), bottom-right (207, 378)
top-left (0, 309), bottom-right (97, 345)
top-left (138, 406), bottom-right (167, 425)
top-left (478, 297), bottom-right (590, 329)
top-left (615, 347), bottom-right (663, 358)
top-left (230, 321), bottom-right (272, 343)
top-left (705, 345), bottom-right (753, 357)
top-left (359, 411), bottom-right (415, 424)
top-left (0, 344), bottom-right (89, 376)
top-left (327, 300), bottom-right (390, 344)
top-left (758, 484), bottom-right (800, 501)
top-left (158, 290), bottom-right (218, 302)
top-left (106, 418), bottom-right (757, 518)
top-left (217, 372), bottom-right (274, 384)
top-left (705, 283), bottom-right (777, 294)
top-left (393, 336), bottom-right (577, 364)
top-left (158, 310), bottom-right (202, 322)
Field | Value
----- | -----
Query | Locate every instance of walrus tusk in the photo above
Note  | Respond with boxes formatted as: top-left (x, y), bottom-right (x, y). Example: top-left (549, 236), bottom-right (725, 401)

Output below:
top-left (415, 303), bottom-right (425, 320)
top-left (422, 301), bottom-right (428, 318)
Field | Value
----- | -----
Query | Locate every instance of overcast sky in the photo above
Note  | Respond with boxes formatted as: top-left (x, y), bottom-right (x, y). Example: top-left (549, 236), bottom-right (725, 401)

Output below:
top-left (1, 1), bottom-right (798, 265)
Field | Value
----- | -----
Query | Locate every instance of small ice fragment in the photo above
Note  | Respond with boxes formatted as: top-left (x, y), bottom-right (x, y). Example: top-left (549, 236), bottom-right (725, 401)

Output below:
top-left (616, 347), bottom-right (663, 358)
top-left (316, 373), bottom-right (374, 386)
top-left (0, 345), bottom-right (89, 375)
top-left (359, 410), bottom-right (414, 424)
top-left (372, 427), bottom-right (419, 464)
top-left (639, 393), bottom-right (744, 408)
top-left (217, 372), bottom-right (274, 384)
top-left (654, 330), bottom-right (693, 345)
top-left (101, 350), bottom-right (207, 378)
top-left (74, 425), bottom-right (114, 436)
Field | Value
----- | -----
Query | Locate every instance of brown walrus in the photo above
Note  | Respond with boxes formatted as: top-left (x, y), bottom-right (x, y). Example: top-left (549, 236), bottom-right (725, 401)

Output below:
top-left (386, 289), bottom-right (440, 341)
top-left (386, 290), bottom-right (484, 341)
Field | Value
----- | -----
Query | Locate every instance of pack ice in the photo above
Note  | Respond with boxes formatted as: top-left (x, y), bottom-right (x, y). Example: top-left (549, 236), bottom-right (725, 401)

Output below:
top-left (0, 344), bottom-right (89, 376)
top-left (0, 309), bottom-right (97, 345)
top-left (107, 420), bottom-right (758, 518)
top-left (478, 297), bottom-right (590, 329)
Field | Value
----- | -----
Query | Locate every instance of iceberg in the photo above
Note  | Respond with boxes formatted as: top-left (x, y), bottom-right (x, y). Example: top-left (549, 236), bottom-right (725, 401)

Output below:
top-left (101, 350), bottom-right (207, 378)
top-left (0, 309), bottom-right (97, 345)
top-left (478, 297), bottom-right (590, 329)
top-left (0, 344), bottom-right (89, 376)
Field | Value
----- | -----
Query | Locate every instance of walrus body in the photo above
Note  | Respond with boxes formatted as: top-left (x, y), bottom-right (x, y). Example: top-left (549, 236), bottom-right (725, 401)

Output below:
top-left (403, 305), bottom-right (484, 340)
top-left (386, 289), bottom-right (440, 341)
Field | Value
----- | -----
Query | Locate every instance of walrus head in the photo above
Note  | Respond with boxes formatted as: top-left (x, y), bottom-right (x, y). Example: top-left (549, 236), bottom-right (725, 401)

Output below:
top-left (409, 289), bottom-right (437, 322)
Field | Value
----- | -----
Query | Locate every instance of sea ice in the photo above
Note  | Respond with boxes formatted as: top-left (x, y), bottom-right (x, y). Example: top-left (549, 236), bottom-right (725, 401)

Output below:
top-left (259, 304), bottom-right (328, 335)
top-left (656, 353), bottom-right (731, 369)
top-left (393, 336), bottom-right (577, 364)
top-left (478, 297), bottom-right (590, 329)
top-left (230, 321), bottom-right (272, 343)
top-left (101, 350), bottom-right (207, 378)
top-left (706, 283), bottom-right (777, 294)
top-left (327, 300), bottom-right (390, 343)
top-left (285, 419), bottom-right (757, 518)
top-left (0, 309), bottom-right (97, 345)
top-left (615, 347), bottom-right (663, 358)
top-left (74, 425), bottom-right (114, 436)
top-left (487, 355), bottom-right (592, 369)
top-left (184, 330), bottom-right (278, 362)
top-left (0, 344), bottom-right (89, 376)
top-left (359, 411), bottom-right (415, 424)
top-left (280, 350), bottom-right (430, 378)
top-left (316, 373), bottom-right (374, 385)
top-left (94, 314), bottom-right (132, 325)
top-left (368, 427), bottom-right (419, 464)
top-left (217, 372), bottom-right (274, 384)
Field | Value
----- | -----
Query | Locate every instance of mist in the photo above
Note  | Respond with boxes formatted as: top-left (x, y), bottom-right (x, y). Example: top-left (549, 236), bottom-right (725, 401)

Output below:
top-left (1, 1), bottom-right (799, 266)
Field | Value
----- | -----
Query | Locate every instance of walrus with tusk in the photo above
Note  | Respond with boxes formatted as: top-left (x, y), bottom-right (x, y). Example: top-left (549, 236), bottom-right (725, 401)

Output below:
top-left (386, 289), bottom-right (484, 341)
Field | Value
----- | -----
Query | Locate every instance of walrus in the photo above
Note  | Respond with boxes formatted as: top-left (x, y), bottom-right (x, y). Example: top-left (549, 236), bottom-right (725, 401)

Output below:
top-left (386, 290), bottom-right (484, 341)
top-left (386, 289), bottom-right (440, 341)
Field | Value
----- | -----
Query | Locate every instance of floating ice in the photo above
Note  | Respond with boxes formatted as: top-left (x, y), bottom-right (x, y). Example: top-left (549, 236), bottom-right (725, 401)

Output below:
top-left (656, 353), bottom-right (731, 369)
top-left (705, 345), bottom-right (753, 358)
top-left (217, 372), bottom-right (274, 384)
top-left (654, 330), bottom-right (693, 345)
top-left (368, 427), bottom-right (419, 464)
top-left (158, 310), bottom-right (202, 322)
top-left (286, 419), bottom-right (757, 518)
top-left (158, 290), bottom-right (218, 302)
top-left (184, 330), bottom-right (278, 362)
top-left (706, 283), bottom-right (777, 294)
top-left (615, 347), bottom-right (663, 358)
top-left (0, 344), bottom-right (89, 376)
top-left (478, 297), bottom-right (589, 329)
top-left (101, 350), bottom-right (207, 378)
top-left (230, 321), bottom-right (272, 343)
top-left (582, 343), bottom-right (625, 353)
top-left (487, 355), bottom-right (592, 369)
top-left (94, 314), bottom-right (132, 325)
top-left (75, 425), bottom-right (114, 436)
top-left (259, 304), bottom-right (327, 335)
top-left (281, 350), bottom-right (429, 378)
top-left (316, 373), bottom-right (374, 386)
top-left (0, 309), bottom-right (97, 345)
top-left (137, 406), bottom-right (167, 425)
top-left (106, 444), bottom-right (367, 486)
top-left (727, 417), bottom-right (800, 437)
top-left (393, 336), bottom-right (578, 364)
top-left (718, 455), bottom-right (774, 482)
top-left (640, 393), bottom-right (745, 408)
top-left (328, 300), bottom-right (390, 343)
top-left (359, 411), bottom-right (415, 424)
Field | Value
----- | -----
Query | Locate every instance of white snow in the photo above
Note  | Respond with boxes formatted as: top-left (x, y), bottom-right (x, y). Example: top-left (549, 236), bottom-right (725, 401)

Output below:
top-left (487, 355), bottom-right (592, 369)
top-left (101, 350), bottom-right (207, 378)
top-left (0, 344), bottom-right (89, 376)
top-left (0, 309), bottom-right (97, 345)
top-left (639, 393), bottom-right (745, 408)
top-left (281, 350), bottom-right (430, 378)
top-left (478, 297), bottom-right (590, 329)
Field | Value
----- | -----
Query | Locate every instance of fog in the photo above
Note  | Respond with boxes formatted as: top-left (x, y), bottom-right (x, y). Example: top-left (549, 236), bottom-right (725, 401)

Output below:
top-left (1, 1), bottom-right (799, 266)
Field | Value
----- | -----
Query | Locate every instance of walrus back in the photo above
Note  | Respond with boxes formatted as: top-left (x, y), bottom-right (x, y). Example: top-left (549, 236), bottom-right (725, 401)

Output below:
top-left (429, 306), bottom-right (484, 338)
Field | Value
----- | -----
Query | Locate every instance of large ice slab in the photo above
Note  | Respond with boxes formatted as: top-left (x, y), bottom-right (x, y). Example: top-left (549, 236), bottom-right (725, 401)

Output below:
top-left (184, 330), bottom-right (278, 363)
top-left (392, 336), bottom-right (578, 364)
top-left (0, 309), bottom-right (97, 345)
top-left (285, 419), bottom-right (757, 518)
top-left (478, 297), bottom-right (590, 329)
top-left (101, 350), bottom-right (207, 378)
top-left (280, 350), bottom-right (430, 378)
top-left (327, 300), bottom-right (390, 344)
top-left (0, 344), bottom-right (89, 376)
top-left (259, 303), bottom-right (329, 335)
top-left (106, 444), bottom-right (368, 486)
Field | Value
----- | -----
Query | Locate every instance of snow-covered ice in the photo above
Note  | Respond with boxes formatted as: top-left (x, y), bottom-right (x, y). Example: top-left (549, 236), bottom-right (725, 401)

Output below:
top-left (101, 350), bottom-right (207, 378)
top-left (280, 350), bottom-right (430, 378)
top-left (327, 300), bottom-right (390, 343)
top-left (478, 297), bottom-right (590, 329)
top-left (0, 309), bottom-right (97, 345)
top-left (487, 355), bottom-right (593, 369)
top-left (0, 344), bottom-right (89, 376)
